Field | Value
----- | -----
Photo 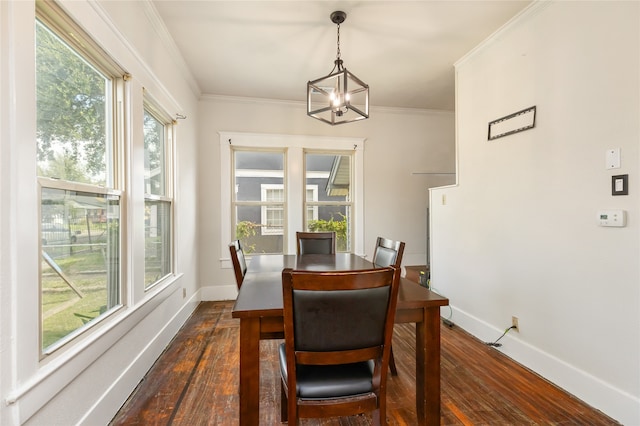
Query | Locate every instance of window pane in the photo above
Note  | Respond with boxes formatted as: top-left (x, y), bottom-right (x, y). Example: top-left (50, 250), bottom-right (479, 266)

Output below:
top-left (145, 200), bottom-right (171, 287)
top-left (41, 188), bottom-right (120, 351)
top-left (305, 153), bottom-right (352, 252)
top-left (307, 205), bottom-right (351, 252)
top-left (306, 154), bottom-right (351, 201)
top-left (235, 205), bottom-right (283, 254)
top-left (36, 21), bottom-right (110, 186)
top-left (144, 111), bottom-right (166, 196)
top-left (234, 151), bottom-right (284, 201)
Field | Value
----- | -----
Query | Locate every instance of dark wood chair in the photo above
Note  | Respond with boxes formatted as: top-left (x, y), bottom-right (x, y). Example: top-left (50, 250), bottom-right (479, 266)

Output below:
top-left (229, 240), bottom-right (247, 289)
top-left (279, 266), bottom-right (401, 425)
top-left (295, 231), bottom-right (336, 255)
top-left (372, 236), bottom-right (405, 376)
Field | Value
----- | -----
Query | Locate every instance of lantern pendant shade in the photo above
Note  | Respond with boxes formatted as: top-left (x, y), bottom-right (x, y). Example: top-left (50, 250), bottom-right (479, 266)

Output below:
top-left (307, 68), bottom-right (369, 125)
top-left (306, 11), bottom-right (369, 125)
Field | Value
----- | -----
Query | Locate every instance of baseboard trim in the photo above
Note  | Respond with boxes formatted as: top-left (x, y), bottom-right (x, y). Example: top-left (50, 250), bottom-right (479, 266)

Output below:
top-left (201, 284), bottom-right (238, 302)
top-left (446, 306), bottom-right (639, 425)
top-left (78, 292), bottom-right (200, 424)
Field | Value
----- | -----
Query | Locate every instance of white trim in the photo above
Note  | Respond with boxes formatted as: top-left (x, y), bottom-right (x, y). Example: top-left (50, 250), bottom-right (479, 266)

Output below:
top-left (201, 93), bottom-right (455, 114)
top-left (445, 305), bottom-right (639, 425)
top-left (220, 132), bottom-right (365, 259)
top-left (455, 1), bottom-right (551, 69)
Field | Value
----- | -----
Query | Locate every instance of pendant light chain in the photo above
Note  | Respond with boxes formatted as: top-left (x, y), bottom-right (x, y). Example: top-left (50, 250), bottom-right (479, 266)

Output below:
top-left (336, 22), bottom-right (341, 63)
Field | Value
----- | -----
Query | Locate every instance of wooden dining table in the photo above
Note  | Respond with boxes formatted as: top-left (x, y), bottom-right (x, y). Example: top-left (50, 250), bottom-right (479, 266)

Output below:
top-left (231, 253), bottom-right (449, 425)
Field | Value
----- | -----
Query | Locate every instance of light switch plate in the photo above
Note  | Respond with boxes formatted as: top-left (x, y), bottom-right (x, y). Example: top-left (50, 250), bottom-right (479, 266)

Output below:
top-left (606, 148), bottom-right (621, 169)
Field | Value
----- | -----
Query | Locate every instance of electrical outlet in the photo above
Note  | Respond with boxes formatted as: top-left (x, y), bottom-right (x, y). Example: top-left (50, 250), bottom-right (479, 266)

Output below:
top-left (182, 288), bottom-right (187, 298)
top-left (511, 316), bottom-right (519, 332)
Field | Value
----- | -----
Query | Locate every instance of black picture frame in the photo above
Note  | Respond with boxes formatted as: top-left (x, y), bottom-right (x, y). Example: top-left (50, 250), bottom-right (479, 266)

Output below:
top-left (612, 174), bottom-right (628, 196)
top-left (488, 106), bottom-right (536, 140)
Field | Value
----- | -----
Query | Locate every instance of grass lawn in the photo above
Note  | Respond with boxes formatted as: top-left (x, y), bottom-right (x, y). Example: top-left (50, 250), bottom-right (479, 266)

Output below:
top-left (41, 249), bottom-right (112, 350)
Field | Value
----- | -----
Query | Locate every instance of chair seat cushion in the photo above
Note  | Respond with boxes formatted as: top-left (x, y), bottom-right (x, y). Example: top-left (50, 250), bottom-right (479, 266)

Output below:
top-left (279, 343), bottom-right (374, 399)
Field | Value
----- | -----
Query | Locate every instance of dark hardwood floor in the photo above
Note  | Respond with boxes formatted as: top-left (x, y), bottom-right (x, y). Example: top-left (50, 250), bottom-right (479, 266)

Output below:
top-left (111, 301), bottom-right (618, 425)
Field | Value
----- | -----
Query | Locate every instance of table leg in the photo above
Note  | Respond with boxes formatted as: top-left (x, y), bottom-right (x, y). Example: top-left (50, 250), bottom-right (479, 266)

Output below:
top-left (415, 306), bottom-right (441, 425)
top-left (239, 317), bottom-right (260, 426)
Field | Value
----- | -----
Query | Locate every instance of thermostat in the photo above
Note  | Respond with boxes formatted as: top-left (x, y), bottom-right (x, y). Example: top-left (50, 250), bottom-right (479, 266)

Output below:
top-left (597, 210), bottom-right (626, 227)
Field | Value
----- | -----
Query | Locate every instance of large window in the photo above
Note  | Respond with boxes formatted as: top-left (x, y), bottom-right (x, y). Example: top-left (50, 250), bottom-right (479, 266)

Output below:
top-left (36, 8), bottom-right (124, 354)
top-left (222, 133), bottom-right (364, 258)
top-left (143, 107), bottom-right (173, 289)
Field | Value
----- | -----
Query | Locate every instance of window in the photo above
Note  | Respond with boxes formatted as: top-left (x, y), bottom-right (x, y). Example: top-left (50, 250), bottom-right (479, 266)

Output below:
top-left (36, 8), bottom-right (125, 354)
top-left (143, 106), bottom-right (174, 289)
top-left (221, 133), bottom-right (365, 258)
top-left (233, 150), bottom-right (285, 253)
top-left (305, 152), bottom-right (352, 252)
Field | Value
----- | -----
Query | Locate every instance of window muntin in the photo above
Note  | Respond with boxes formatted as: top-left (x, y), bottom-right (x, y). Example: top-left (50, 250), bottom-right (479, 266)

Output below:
top-left (305, 152), bottom-right (353, 252)
top-left (143, 108), bottom-right (173, 289)
top-left (233, 150), bottom-right (285, 254)
top-left (36, 10), bottom-right (123, 355)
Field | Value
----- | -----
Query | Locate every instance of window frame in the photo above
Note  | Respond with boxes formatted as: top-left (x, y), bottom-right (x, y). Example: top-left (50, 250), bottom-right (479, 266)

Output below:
top-left (142, 100), bottom-right (175, 290)
top-left (220, 132), bottom-right (365, 264)
top-left (36, 3), bottom-right (127, 357)
top-left (303, 150), bottom-right (354, 252)
top-left (232, 148), bottom-right (287, 252)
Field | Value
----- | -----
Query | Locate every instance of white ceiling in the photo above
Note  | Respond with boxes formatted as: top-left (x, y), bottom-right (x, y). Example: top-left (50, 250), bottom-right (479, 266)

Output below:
top-left (153, 1), bottom-right (531, 111)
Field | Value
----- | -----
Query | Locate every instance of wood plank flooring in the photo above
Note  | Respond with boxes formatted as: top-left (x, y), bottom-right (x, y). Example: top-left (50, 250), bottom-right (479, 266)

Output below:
top-left (111, 301), bottom-right (619, 425)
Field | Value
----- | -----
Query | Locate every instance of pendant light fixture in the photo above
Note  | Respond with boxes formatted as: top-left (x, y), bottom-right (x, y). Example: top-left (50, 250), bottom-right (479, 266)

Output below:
top-left (307, 11), bottom-right (369, 125)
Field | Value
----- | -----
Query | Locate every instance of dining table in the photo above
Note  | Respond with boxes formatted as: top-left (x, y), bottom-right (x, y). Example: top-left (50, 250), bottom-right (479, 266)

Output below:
top-left (231, 253), bottom-right (449, 425)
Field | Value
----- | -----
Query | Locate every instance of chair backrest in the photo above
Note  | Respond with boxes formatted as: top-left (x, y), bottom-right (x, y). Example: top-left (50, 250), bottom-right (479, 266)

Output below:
top-left (295, 231), bottom-right (336, 255)
top-left (229, 240), bottom-right (247, 289)
top-left (280, 266), bottom-right (401, 422)
top-left (372, 236), bottom-right (405, 269)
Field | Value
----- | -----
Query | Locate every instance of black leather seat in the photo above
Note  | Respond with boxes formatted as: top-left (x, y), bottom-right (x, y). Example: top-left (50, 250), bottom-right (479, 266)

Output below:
top-left (279, 266), bottom-right (401, 425)
top-left (295, 231), bottom-right (336, 255)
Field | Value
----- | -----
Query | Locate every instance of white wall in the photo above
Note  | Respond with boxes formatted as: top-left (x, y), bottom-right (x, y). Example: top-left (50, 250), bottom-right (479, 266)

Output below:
top-left (430, 2), bottom-right (639, 424)
top-left (198, 97), bottom-right (455, 299)
top-left (1, 1), bottom-right (200, 424)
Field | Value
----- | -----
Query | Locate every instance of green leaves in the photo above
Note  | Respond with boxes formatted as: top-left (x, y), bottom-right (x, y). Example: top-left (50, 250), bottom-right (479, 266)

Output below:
top-left (36, 20), bottom-right (108, 184)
